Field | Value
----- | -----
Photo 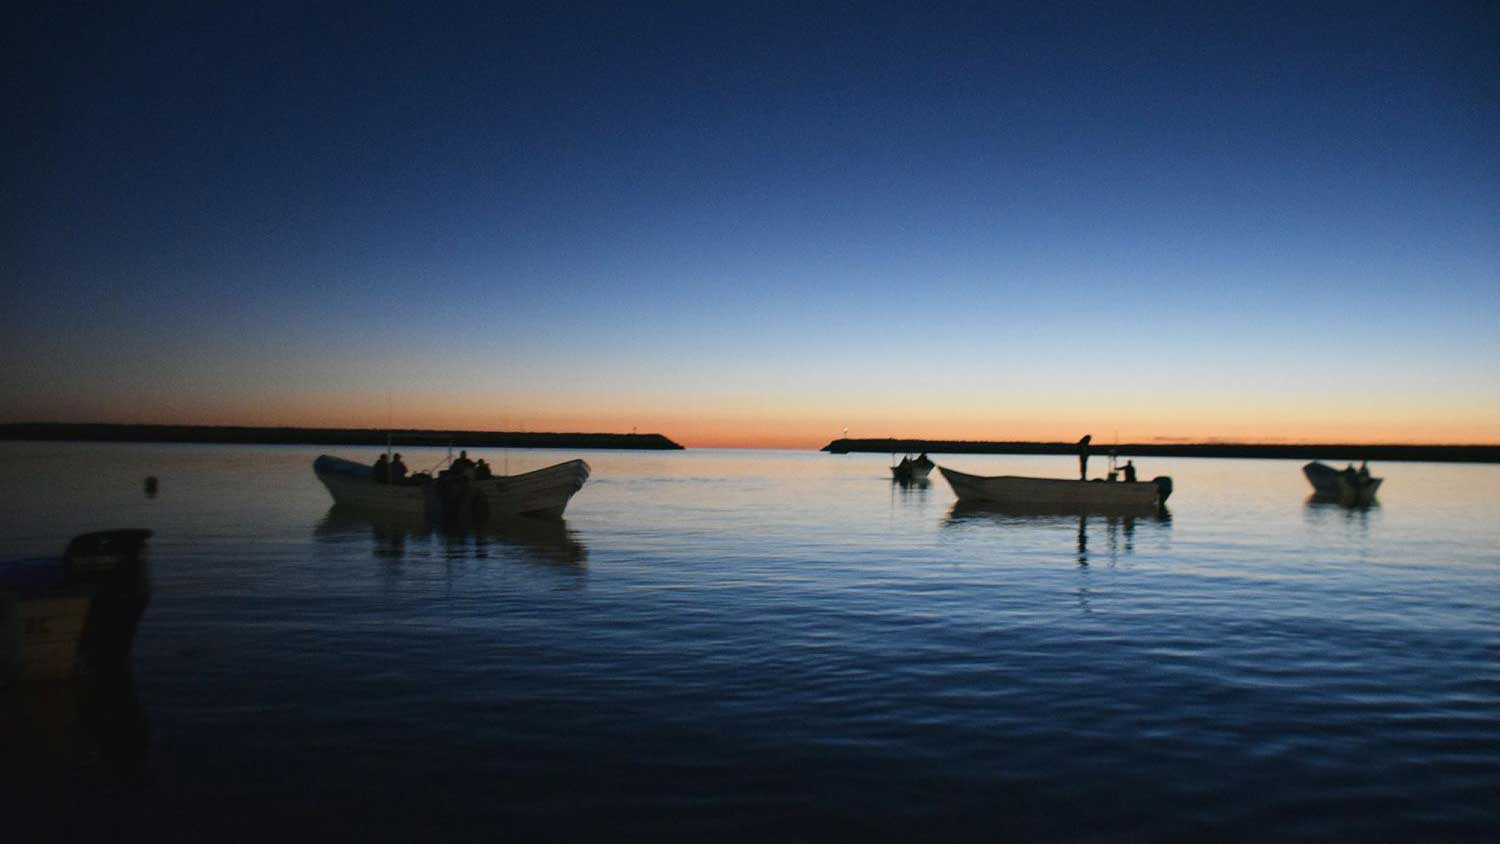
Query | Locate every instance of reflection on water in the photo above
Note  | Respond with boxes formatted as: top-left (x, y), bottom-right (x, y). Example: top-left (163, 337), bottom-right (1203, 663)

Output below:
top-left (0, 674), bottom-right (148, 785)
top-left (2, 445), bottom-right (1498, 840)
top-left (314, 505), bottom-right (587, 565)
top-left (945, 501), bottom-right (1172, 567)
top-left (1304, 494), bottom-right (1379, 519)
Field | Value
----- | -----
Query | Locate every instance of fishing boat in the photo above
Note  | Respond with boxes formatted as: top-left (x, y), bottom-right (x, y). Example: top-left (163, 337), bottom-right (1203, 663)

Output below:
top-left (1303, 461), bottom-right (1381, 505)
top-left (938, 466), bottom-right (1172, 513)
top-left (314, 455), bottom-right (590, 521)
top-left (891, 453), bottom-right (935, 481)
top-left (1, 530), bottom-right (152, 682)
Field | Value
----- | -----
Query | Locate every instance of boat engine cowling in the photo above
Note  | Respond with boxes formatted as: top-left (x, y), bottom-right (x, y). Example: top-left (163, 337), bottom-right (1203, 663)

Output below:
top-left (1152, 476), bottom-right (1173, 504)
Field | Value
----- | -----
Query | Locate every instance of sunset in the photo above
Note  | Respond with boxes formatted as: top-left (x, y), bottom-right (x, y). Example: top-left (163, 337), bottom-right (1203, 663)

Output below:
top-left (6, 4), bottom-right (1496, 448)
top-left (4, 3), bottom-right (1498, 841)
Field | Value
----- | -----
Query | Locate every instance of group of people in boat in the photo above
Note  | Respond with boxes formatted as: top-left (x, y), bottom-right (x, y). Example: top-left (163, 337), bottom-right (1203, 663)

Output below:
top-left (371, 450), bottom-right (494, 484)
top-left (1342, 461), bottom-right (1373, 485)
top-left (371, 452), bottom-right (409, 484)
top-left (447, 450), bottom-right (494, 480)
top-left (1077, 434), bottom-right (1138, 482)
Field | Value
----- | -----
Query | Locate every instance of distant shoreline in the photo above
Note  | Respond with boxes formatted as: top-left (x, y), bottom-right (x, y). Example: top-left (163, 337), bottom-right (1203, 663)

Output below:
top-left (0, 423), bottom-right (685, 450)
top-left (822, 438), bottom-right (1500, 463)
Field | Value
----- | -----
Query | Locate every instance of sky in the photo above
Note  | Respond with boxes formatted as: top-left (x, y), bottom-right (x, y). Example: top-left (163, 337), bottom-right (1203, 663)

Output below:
top-left (4, 2), bottom-right (1497, 448)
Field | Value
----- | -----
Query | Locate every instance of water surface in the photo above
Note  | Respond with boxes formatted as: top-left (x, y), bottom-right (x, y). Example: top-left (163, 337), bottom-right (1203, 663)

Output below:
top-left (2, 444), bottom-right (1497, 840)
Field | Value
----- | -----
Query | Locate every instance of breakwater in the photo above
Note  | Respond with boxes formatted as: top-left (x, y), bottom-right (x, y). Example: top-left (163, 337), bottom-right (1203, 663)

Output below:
top-left (1, 423), bottom-right (684, 450)
top-left (822, 438), bottom-right (1500, 463)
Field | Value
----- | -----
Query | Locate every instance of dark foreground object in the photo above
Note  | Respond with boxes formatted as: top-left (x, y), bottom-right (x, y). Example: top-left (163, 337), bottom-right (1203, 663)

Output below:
top-left (1304, 461), bottom-right (1383, 505)
top-left (2, 423), bottom-right (684, 450)
top-left (825, 438), bottom-right (1500, 463)
top-left (1, 530), bottom-right (152, 683)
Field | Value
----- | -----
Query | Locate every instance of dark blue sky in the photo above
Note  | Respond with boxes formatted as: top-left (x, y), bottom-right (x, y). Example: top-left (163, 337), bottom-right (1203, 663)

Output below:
top-left (5, 2), bottom-right (1497, 445)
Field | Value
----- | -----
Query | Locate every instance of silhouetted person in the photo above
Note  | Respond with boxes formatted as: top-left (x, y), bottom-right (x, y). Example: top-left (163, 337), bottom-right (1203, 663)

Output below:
top-left (1122, 460), bottom-right (1137, 483)
top-left (373, 453), bottom-right (390, 484)
top-left (475, 458), bottom-right (492, 479)
top-left (390, 453), bottom-right (408, 483)
top-left (1358, 460), bottom-right (1370, 479)
top-left (1077, 434), bottom-right (1092, 480)
top-left (451, 450), bottom-right (475, 478)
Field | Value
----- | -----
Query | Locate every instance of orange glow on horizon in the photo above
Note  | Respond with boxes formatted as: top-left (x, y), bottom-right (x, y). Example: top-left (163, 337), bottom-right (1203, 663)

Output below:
top-left (13, 405), bottom-right (1499, 450)
top-left (7, 382), bottom-right (1499, 450)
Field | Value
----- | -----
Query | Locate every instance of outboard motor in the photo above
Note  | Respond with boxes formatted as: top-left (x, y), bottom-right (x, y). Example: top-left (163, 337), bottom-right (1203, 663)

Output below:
top-left (1152, 476), bottom-right (1174, 505)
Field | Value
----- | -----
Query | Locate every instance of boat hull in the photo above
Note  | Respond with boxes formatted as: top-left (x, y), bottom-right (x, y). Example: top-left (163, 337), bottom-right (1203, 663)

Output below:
top-left (938, 466), bottom-right (1169, 513)
top-left (314, 456), bottom-right (591, 520)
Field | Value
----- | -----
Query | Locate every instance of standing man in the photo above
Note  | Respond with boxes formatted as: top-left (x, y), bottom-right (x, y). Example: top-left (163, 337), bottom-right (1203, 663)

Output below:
top-left (1077, 434), bottom-right (1092, 480)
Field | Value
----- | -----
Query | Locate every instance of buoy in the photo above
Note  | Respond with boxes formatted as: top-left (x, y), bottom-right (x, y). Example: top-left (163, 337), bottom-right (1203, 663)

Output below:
top-left (144, 476), bottom-right (159, 497)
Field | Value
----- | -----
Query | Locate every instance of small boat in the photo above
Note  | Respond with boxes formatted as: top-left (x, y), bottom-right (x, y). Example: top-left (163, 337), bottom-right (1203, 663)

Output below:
top-left (314, 455), bottom-right (590, 521)
top-left (891, 453), bottom-right (935, 481)
top-left (938, 466), bottom-right (1172, 513)
top-left (1303, 461), bottom-right (1381, 505)
top-left (1, 530), bottom-right (152, 683)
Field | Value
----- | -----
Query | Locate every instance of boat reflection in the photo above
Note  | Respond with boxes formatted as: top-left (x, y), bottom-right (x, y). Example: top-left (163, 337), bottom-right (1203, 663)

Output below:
top-left (313, 505), bottom-right (587, 565)
top-left (891, 475), bottom-right (931, 500)
top-left (1304, 493), bottom-right (1380, 512)
top-left (944, 501), bottom-right (1172, 566)
top-left (1303, 495), bottom-right (1378, 535)
top-left (0, 673), bottom-right (149, 786)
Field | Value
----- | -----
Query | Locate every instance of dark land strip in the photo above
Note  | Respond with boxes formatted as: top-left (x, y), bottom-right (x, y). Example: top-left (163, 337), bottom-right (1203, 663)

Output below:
top-left (823, 438), bottom-right (1500, 463)
top-left (1, 423), bottom-right (684, 450)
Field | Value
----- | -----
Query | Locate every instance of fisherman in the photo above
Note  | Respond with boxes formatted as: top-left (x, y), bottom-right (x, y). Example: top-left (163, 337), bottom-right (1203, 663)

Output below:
top-left (1077, 434), bottom-right (1092, 480)
top-left (390, 453), bottom-right (408, 483)
top-left (1121, 460), bottom-right (1137, 483)
top-left (373, 453), bottom-right (390, 484)
top-left (475, 458), bottom-right (493, 479)
top-left (451, 450), bottom-right (476, 478)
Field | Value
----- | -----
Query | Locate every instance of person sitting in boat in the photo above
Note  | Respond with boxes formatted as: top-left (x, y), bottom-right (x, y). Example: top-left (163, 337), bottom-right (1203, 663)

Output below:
top-left (373, 453), bottom-right (390, 484)
top-left (1121, 460), bottom-right (1137, 483)
top-left (475, 458), bottom-right (493, 479)
top-left (451, 450), bottom-right (476, 478)
top-left (1358, 460), bottom-right (1370, 480)
top-left (390, 453), bottom-right (408, 483)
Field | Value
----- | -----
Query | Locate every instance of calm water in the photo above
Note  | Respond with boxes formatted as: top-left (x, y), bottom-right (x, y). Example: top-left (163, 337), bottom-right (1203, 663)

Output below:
top-left (2, 443), bottom-right (1498, 841)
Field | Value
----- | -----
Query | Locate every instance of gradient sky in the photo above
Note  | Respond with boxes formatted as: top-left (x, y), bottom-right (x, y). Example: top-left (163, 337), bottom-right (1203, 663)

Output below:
top-left (5, 2), bottom-right (1497, 448)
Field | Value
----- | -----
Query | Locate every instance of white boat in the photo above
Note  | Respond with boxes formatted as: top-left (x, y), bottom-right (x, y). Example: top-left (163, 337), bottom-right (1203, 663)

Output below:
top-left (314, 455), bottom-right (590, 521)
top-left (938, 465), bottom-right (1172, 513)
top-left (1303, 461), bottom-right (1381, 505)
top-left (1, 530), bottom-right (152, 682)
